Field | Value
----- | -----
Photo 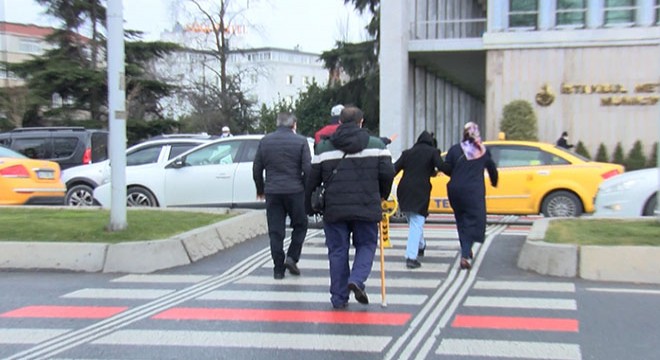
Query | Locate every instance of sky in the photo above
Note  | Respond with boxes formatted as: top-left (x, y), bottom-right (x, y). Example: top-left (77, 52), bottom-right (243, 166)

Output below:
top-left (0, 0), bottom-right (371, 54)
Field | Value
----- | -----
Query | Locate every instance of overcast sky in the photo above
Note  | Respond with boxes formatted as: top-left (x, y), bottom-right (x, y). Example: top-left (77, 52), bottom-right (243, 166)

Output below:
top-left (0, 0), bottom-right (371, 53)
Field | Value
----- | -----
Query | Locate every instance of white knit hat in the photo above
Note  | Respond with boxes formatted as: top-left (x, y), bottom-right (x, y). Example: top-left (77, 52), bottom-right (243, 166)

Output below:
top-left (331, 104), bottom-right (344, 117)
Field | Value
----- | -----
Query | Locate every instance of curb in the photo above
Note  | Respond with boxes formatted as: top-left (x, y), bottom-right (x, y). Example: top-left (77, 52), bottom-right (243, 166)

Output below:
top-left (0, 209), bottom-right (268, 273)
top-left (517, 217), bottom-right (660, 285)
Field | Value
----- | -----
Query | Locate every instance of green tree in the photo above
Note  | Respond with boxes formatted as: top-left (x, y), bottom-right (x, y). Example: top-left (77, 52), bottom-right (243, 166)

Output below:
top-left (647, 142), bottom-right (658, 168)
top-left (6, 0), bottom-right (180, 127)
top-left (575, 141), bottom-right (591, 159)
top-left (595, 143), bottom-right (609, 162)
top-left (624, 140), bottom-right (647, 171)
top-left (612, 142), bottom-right (625, 165)
top-left (499, 100), bottom-right (538, 140)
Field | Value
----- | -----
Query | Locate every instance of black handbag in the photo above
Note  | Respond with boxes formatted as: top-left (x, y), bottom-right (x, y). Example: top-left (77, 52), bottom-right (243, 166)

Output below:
top-left (311, 153), bottom-right (346, 214)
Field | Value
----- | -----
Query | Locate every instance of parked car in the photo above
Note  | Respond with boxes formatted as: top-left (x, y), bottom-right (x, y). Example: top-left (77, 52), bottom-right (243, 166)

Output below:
top-left (0, 127), bottom-right (108, 170)
top-left (94, 135), bottom-right (315, 208)
top-left (62, 135), bottom-right (215, 206)
top-left (593, 168), bottom-right (658, 217)
top-left (0, 145), bottom-right (66, 205)
top-left (393, 140), bottom-right (625, 218)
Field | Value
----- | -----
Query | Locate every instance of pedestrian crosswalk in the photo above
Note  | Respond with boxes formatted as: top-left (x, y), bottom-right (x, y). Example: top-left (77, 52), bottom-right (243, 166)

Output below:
top-left (0, 220), bottom-right (583, 359)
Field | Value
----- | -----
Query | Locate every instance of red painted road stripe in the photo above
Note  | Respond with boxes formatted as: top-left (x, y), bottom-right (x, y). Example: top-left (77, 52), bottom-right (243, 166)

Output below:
top-left (0, 306), bottom-right (128, 319)
top-left (452, 315), bottom-right (578, 332)
top-left (153, 307), bottom-right (411, 325)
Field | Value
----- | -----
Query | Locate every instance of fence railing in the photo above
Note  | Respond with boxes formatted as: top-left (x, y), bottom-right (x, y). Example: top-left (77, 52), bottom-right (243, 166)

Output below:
top-left (411, 18), bottom-right (487, 40)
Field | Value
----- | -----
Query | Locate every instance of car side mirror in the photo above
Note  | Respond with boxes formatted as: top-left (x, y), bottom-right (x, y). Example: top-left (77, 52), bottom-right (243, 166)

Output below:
top-left (168, 158), bottom-right (185, 169)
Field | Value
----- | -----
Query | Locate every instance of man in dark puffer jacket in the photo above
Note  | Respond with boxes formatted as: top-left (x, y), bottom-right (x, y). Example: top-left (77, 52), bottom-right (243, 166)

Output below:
top-left (306, 106), bottom-right (394, 309)
top-left (253, 112), bottom-right (312, 279)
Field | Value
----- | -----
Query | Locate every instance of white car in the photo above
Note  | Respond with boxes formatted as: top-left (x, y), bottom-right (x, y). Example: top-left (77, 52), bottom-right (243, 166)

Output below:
top-left (593, 168), bottom-right (658, 217)
top-left (94, 135), bottom-right (314, 208)
top-left (62, 135), bottom-right (214, 206)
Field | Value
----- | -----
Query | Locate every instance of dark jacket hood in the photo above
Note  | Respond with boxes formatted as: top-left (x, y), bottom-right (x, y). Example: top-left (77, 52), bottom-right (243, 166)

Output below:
top-left (330, 123), bottom-right (370, 154)
top-left (415, 131), bottom-right (435, 147)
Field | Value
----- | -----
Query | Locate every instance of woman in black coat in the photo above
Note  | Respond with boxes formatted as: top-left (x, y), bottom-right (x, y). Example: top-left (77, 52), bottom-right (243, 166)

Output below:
top-left (394, 131), bottom-right (443, 269)
top-left (442, 122), bottom-right (498, 270)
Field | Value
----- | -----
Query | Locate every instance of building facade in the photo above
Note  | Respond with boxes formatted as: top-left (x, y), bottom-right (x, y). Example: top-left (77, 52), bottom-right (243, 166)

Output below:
top-left (0, 22), bottom-right (55, 88)
top-left (381, 0), bottom-right (660, 160)
top-left (158, 24), bottom-right (330, 119)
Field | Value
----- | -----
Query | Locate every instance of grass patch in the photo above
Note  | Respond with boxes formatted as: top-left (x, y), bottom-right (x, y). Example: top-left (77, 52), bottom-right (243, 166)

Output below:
top-left (0, 208), bottom-right (232, 243)
top-left (544, 219), bottom-right (660, 246)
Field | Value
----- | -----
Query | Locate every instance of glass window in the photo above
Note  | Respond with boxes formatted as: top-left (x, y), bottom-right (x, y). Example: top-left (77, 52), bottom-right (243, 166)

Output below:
top-left (509, 0), bottom-right (538, 28)
top-left (184, 141), bottom-right (241, 166)
top-left (656, 0), bottom-right (660, 23)
top-left (242, 140), bottom-right (260, 163)
top-left (286, 75), bottom-right (293, 85)
top-left (14, 138), bottom-right (51, 159)
top-left (168, 143), bottom-right (198, 160)
top-left (494, 146), bottom-right (547, 168)
top-left (557, 0), bottom-right (586, 26)
top-left (52, 137), bottom-right (78, 159)
top-left (91, 132), bottom-right (108, 162)
top-left (605, 0), bottom-right (636, 26)
top-left (127, 145), bottom-right (162, 166)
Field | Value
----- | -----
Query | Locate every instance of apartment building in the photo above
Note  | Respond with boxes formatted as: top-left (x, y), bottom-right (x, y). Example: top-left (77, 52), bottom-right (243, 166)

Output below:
top-left (381, 0), bottom-right (660, 158)
top-left (0, 22), bottom-right (55, 88)
top-left (158, 24), bottom-right (330, 118)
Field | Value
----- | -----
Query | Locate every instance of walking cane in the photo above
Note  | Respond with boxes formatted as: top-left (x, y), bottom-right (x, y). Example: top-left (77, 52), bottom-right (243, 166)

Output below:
top-left (379, 198), bottom-right (398, 308)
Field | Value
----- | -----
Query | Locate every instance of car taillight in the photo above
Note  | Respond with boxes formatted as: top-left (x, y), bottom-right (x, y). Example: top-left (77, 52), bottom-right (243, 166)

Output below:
top-left (82, 147), bottom-right (92, 164)
top-left (0, 164), bottom-right (30, 178)
top-left (601, 169), bottom-right (620, 179)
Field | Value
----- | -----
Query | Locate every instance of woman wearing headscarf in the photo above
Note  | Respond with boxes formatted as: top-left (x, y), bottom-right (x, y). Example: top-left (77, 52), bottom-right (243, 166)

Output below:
top-left (441, 122), bottom-right (498, 270)
top-left (394, 131), bottom-right (443, 269)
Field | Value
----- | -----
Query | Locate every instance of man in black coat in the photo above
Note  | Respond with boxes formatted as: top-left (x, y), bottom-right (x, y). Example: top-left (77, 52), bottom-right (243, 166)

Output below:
top-left (253, 113), bottom-right (312, 279)
top-left (394, 131), bottom-right (443, 269)
top-left (306, 106), bottom-right (394, 309)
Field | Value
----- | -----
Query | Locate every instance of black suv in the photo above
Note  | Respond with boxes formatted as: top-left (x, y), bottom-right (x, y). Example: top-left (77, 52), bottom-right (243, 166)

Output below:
top-left (0, 127), bottom-right (108, 170)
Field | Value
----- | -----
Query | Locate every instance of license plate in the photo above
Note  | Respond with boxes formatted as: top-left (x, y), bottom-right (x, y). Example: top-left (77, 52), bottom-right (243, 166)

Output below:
top-left (36, 170), bottom-right (55, 179)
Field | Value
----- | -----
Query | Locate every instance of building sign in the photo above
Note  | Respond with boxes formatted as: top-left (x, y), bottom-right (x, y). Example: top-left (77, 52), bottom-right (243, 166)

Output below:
top-left (535, 83), bottom-right (660, 106)
top-left (185, 22), bottom-right (247, 35)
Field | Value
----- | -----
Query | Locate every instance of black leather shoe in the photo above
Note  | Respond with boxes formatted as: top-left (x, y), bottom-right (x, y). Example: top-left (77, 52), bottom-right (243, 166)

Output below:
top-left (418, 246), bottom-right (426, 257)
top-left (348, 282), bottom-right (369, 304)
top-left (273, 272), bottom-right (285, 279)
top-left (284, 258), bottom-right (300, 276)
top-left (460, 258), bottom-right (472, 270)
top-left (406, 258), bottom-right (422, 269)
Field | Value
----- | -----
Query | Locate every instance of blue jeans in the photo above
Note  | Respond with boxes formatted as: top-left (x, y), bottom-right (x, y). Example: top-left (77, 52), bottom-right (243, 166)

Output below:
top-left (265, 192), bottom-right (308, 274)
top-left (405, 212), bottom-right (426, 260)
top-left (323, 220), bottom-right (378, 307)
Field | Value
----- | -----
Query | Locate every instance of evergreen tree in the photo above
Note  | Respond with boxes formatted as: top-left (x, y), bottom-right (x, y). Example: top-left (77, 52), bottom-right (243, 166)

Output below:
top-left (595, 143), bottom-right (609, 162)
top-left (575, 141), bottom-right (591, 159)
top-left (499, 100), bottom-right (538, 140)
top-left (647, 142), bottom-right (658, 168)
top-left (612, 142), bottom-right (625, 165)
top-left (6, 0), bottom-right (180, 126)
top-left (624, 140), bottom-right (647, 171)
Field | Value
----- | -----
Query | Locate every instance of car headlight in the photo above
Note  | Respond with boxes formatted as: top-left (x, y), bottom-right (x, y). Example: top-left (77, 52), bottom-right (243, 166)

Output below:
top-left (599, 179), bottom-right (638, 194)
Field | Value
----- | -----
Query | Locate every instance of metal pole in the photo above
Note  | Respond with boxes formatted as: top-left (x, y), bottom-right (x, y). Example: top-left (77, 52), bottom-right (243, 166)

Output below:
top-left (107, 0), bottom-right (127, 231)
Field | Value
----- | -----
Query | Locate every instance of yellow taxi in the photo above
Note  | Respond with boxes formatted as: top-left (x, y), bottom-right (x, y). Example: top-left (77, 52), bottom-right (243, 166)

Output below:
top-left (0, 146), bottom-right (66, 205)
top-left (397, 140), bottom-right (624, 217)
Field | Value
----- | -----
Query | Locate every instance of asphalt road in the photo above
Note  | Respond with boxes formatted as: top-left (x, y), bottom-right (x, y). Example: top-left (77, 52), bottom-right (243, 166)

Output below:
top-left (0, 217), bottom-right (658, 360)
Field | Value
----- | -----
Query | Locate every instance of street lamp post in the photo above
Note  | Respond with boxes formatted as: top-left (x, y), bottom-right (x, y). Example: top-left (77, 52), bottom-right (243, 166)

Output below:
top-left (106, 0), bottom-right (127, 231)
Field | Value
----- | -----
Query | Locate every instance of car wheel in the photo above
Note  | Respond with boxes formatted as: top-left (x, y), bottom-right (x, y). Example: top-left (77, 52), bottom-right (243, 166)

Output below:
top-left (541, 190), bottom-right (583, 217)
top-left (65, 184), bottom-right (96, 206)
top-left (126, 187), bottom-right (158, 207)
top-left (642, 194), bottom-right (657, 216)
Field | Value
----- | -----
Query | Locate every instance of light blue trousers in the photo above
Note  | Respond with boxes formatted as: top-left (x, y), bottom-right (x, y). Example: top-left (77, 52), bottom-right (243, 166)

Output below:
top-left (405, 212), bottom-right (426, 260)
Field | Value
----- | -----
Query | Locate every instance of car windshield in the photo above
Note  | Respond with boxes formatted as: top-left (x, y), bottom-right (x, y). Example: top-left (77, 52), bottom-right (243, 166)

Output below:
top-left (0, 146), bottom-right (27, 159)
top-left (553, 145), bottom-right (590, 161)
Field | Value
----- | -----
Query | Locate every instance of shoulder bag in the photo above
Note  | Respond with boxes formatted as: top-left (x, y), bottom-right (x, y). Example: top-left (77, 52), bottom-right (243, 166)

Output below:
top-left (311, 153), bottom-right (347, 214)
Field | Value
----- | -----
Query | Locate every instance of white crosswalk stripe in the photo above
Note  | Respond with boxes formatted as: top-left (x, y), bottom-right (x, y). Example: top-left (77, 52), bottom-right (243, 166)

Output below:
top-left (303, 246), bottom-right (458, 258)
top-left (93, 330), bottom-right (392, 352)
top-left (464, 296), bottom-right (577, 310)
top-left (197, 290), bottom-right (427, 305)
top-left (0, 329), bottom-right (69, 344)
top-left (236, 275), bottom-right (442, 288)
top-left (111, 274), bottom-right (212, 284)
top-left (474, 280), bottom-right (576, 292)
top-left (62, 288), bottom-right (175, 300)
top-left (436, 339), bottom-right (582, 360)
top-left (262, 258), bottom-right (450, 273)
